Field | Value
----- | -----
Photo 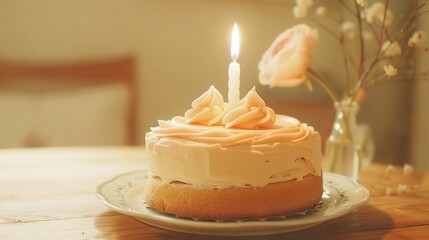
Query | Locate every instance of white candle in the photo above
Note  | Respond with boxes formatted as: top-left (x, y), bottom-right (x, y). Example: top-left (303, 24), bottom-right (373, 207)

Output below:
top-left (228, 22), bottom-right (240, 109)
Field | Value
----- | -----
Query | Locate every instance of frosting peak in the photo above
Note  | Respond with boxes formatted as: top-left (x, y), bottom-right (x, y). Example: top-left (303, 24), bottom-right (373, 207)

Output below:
top-left (185, 85), bottom-right (225, 126)
top-left (184, 85), bottom-right (276, 129)
top-left (222, 87), bottom-right (276, 129)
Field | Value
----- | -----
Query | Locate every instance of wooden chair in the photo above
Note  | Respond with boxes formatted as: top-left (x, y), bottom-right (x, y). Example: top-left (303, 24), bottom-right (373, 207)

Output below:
top-left (0, 57), bottom-right (138, 147)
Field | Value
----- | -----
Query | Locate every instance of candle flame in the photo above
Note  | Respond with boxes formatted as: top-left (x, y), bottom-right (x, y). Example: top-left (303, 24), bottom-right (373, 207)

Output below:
top-left (231, 23), bottom-right (240, 61)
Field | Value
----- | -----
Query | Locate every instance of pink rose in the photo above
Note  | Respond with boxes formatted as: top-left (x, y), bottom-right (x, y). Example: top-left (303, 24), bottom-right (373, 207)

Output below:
top-left (258, 24), bottom-right (319, 88)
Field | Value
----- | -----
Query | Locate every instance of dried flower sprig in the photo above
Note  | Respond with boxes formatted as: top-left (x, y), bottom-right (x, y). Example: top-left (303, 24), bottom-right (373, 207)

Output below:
top-left (379, 163), bottom-right (418, 195)
top-left (403, 163), bottom-right (414, 176)
top-left (258, 0), bottom-right (429, 102)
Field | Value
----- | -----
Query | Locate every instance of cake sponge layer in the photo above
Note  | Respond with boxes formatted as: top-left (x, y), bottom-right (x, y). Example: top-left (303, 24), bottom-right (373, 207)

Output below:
top-left (143, 174), bottom-right (323, 220)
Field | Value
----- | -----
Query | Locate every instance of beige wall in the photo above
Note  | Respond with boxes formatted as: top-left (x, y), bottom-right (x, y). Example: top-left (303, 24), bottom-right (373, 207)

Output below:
top-left (411, 13), bottom-right (429, 171)
top-left (412, 79), bottom-right (429, 171)
top-left (0, 0), bottom-right (426, 168)
top-left (0, 0), bottom-right (300, 141)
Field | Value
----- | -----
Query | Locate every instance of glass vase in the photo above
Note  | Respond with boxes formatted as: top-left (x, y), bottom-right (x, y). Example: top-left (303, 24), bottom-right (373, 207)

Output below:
top-left (323, 98), bottom-right (362, 180)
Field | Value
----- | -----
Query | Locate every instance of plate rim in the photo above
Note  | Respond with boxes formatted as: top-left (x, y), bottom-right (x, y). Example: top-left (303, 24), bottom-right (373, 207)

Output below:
top-left (96, 170), bottom-right (371, 236)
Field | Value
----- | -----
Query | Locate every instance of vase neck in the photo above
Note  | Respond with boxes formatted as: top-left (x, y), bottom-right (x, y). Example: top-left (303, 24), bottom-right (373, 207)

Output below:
top-left (325, 97), bottom-right (362, 180)
top-left (331, 98), bottom-right (359, 139)
top-left (334, 98), bottom-right (359, 113)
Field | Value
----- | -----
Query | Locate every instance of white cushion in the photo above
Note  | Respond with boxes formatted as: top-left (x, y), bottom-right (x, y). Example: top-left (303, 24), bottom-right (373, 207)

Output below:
top-left (0, 81), bottom-right (129, 148)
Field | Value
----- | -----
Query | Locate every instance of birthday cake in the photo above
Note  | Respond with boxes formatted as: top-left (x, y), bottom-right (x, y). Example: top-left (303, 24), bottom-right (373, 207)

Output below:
top-left (144, 86), bottom-right (323, 220)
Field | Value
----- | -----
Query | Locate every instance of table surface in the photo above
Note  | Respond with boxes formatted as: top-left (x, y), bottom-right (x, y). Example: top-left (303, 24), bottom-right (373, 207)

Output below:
top-left (1, 147), bottom-right (428, 240)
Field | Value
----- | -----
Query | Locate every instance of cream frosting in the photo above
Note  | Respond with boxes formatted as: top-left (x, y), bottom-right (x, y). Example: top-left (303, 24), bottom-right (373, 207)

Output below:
top-left (184, 85), bottom-right (225, 126)
top-left (151, 115), bottom-right (315, 147)
top-left (146, 115), bottom-right (322, 188)
top-left (146, 86), bottom-right (323, 188)
top-left (222, 87), bottom-right (276, 130)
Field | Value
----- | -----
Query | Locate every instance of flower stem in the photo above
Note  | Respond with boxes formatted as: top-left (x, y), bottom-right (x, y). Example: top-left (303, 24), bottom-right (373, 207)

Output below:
top-left (355, 0), bottom-right (365, 78)
top-left (307, 68), bottom-right (340, 102)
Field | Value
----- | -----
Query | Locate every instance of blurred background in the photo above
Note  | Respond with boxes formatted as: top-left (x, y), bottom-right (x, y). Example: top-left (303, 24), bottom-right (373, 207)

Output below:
top-left (0, 0), bottom-right (427, 170)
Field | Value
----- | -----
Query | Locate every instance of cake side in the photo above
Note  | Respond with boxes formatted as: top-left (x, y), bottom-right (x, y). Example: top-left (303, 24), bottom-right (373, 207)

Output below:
top-left (144, 174), bottom-right (322, 220)
top-left (146, 115), bottom-right (322, 188)
top-left (144, 86), bottom-right (324, 220)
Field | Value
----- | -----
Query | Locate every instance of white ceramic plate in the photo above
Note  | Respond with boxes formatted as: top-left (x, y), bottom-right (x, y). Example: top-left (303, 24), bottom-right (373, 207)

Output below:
top-left (96, 170), bottom-right (370, 236)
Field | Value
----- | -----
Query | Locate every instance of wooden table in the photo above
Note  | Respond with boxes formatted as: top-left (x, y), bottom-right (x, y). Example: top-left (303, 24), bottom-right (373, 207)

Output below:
top-left (1, 147), bottom-right (428, 240)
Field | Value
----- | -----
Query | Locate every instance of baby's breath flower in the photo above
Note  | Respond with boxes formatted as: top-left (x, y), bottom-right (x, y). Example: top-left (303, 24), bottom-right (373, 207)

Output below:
top-left (408, 30), bottom-right (426, 48)
top-left (403, 163), bottom-right (414, 176)
top-left (296, 0), bottom-right (313, 8)
top-left (382, 41), bottom-right (401, 57)
top-left (366, 2), bottom-right (394, 27)
top-left (356, 0), bottom-right (368, 7)
top-left (315, 6), bottom-right (326, 16)
top-left (341, 21), bottom-right (356, 40)
top-left (293, 5), bottom-right (307, 19)
top-left (384, 65), bottom-right (398, 77)
top-left (397, 184), bottom-right (408, 194)
top-left (293, 0), bottom-right (314, 19)
top-left (385, 164), bottom-right (394, 173)
top-left (385, 187), bottom-right (392, 195)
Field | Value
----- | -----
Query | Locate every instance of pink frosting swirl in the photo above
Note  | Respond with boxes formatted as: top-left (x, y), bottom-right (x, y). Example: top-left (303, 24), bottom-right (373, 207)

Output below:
top-left (222, 87), bottom-right (276, 129)
top-left (185, 85), bottom-right (225, 126)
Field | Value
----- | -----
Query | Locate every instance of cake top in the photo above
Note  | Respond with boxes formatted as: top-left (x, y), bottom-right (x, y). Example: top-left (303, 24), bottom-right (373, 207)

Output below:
top-left (184, 85), bottom-right (276, 130)
top-left (149, 86), bottom-right (318, 146)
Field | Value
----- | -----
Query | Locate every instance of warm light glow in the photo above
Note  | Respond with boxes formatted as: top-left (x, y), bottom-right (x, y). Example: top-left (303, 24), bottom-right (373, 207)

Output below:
top-left (231, 23), bottom-right (240, 61)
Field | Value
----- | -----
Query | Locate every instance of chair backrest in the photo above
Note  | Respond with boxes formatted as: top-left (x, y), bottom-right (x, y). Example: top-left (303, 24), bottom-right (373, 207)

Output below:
top-left (0, 57), bottom-right (138, 147)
